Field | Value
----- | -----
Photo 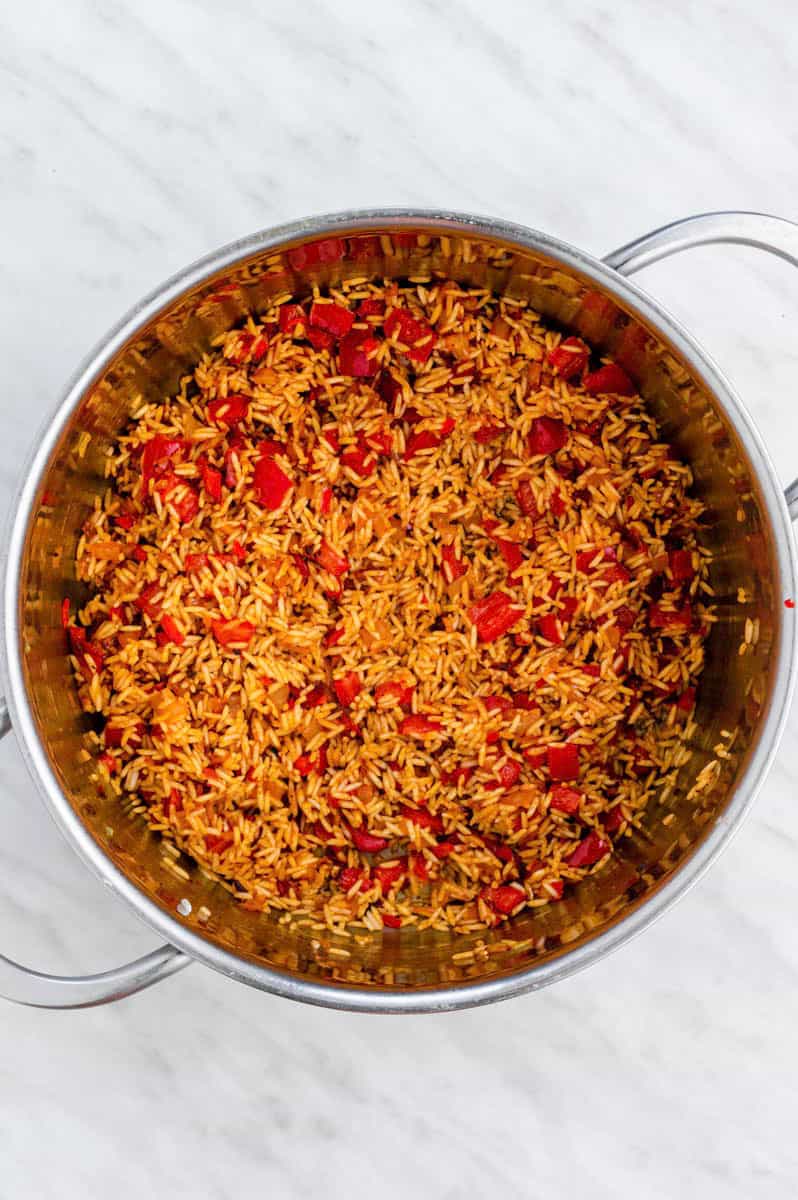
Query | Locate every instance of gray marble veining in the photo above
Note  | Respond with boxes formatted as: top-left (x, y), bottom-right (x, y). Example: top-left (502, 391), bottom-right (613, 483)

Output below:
top-left (1, 1), bottom-right (798, 1195)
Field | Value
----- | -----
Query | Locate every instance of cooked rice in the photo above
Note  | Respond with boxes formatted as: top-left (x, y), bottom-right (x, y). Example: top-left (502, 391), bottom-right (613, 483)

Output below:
top-left (67, 279), bottom-right (711, 933)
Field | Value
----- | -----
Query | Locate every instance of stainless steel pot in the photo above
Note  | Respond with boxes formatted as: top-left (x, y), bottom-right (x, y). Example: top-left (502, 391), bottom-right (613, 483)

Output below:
top-left (3, 209), bottom-right (797, 1012)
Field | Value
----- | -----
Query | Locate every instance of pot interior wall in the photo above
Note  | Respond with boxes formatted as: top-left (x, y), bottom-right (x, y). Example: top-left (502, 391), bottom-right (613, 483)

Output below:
top-left (17, 223), bottom-right (780, 994)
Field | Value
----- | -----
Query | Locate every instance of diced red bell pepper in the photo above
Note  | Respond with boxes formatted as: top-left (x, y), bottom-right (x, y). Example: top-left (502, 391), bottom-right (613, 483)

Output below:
top-left (441, 544), bottom-right (468, 583)
top-left (411, 853), bottom-right (429, 881)
top-left (322, 428), bottom-right (341, 454)
top-left (135, 582), bottom-right (162, 618)
top-left (315, 538), bottom-right (349, 577)
top-left (548, 336), bottom-right (589, 380)
top-left (547, 743), bottom-right (580, 781)
top-left (112, 512), bottom-right (136, 531)
top-left (258, 438), bottom-right (288, 460)
top-left (523, 747), bottom-right (547, 768)
top-left (576, 546), bottom-right (603, 572)
top-left (291, 552), bottom-right (309, 582)
top-left (549, 784), bottom-right (581, 814)
top-left (204, 833), bottom-right (234, 855)
top-left (374, 860), bottom-right (407, 894)
top-left (304, 685), bottom-right (331, 707)
top-left (207, 395), bottom-right (249, 427)
top-left (676, 686), bottom-right (697, 712)
top-left (197, 455), bottom-right (223, 502)
top-left (494, 759), bottom-right (521, 789)
top-left (602, 564), bottom-right (630, 585)
top-left (467, 590), bottom-right (524, 643)
top-left (401, 806), bottom-right (444, 833)
top-left (307, 326), bottom-right (335, 352)
top-left (668, 548), bottom-right (694, 582)
top-left (399, 714), bottom-right (443, 737)
top-left (160, 615), bottom-right (185, 646)
top-left (375, 680), bottom-right (415, 707)
top-left (381, 912), bottom-right (402, 929)
top-left (60, 597), bottom-right (71, 629)
top-left (567, 830), bottom-right (610, 868)
top-left (333, 670), bottom-right (362, 707)
top-left (340, 439), bottom-right (377, 477)
top-left (324, 625), bottom-right (345, 648)
top-left (253, 456), bottom-right (293, 510)
top-left (649, 601), bottom-right (692, 630)
top-left (212, 618), bottom-right (256, 647)
top-left (230, 539), bottom-right (247, 564)
top-left (537, 614), bottom-right (564, 644)
top-left (403, 418), bottom-right (455, 461)
top-left (358, 297), bottom-right (385, 317)
top-left (582, 663), bottom-right (601, 678)
top-left (287, 237), bottom-right (346, 270)
top-left (309, 300), bottom-right (355, 339)
top-left (365, 428), bottom-right (393, 456)
top-left (480, 885), bottom-right (525, 915)
top-left (339, 329), bottom-right (380, 377)
top-left (103, 721), bottom-right (143, 748)
top-left (512, 691), bottom-right (538, 710)
top-left (601, 804), bottom-right (625, 833)
top-left (98, 752), bottom-right (117, 774)
top-left (227, 330), bottom-right (268, 364)
top-left (515, 480), bottom-right (539, 517)
top-left (385, 306), bottom-right (436, 363)
top-left (484, 694), bottom-right (513, 714)
top-left (474, 424), bottom-right (507, 444)
top-left (350, 826), bottom-right (389, 854)
top-left (549, 490), bottom-right (567, 517)
top-left (294, 753), bottom-right (315, 777)
top-left (140, 435), bottom-right (187, 498)
top-left (278, 303), bottom-right (306, 334)
top-left (185, 553), bottom-right (209, 573)
top-left (441, 765), bottom-right (474, 787)
top-left (493, 536), bottom-right (523, 575)
top-left (528, 416), bottom-right (568, 457)
top-left (583, 362), bottom-right (635, 396)
top-left (339, 866), bottom-right (369, 893)
top-left (432, 841), bottom-right (456, 859)
top-left (375, 370), bottom-right (403, 408)
top-left (224, 434), bottom-right (245, 489)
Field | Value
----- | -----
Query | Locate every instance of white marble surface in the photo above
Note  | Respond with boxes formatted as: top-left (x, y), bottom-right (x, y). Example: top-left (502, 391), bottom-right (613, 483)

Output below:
top-left (2, 1), bottom-right (798, 1195)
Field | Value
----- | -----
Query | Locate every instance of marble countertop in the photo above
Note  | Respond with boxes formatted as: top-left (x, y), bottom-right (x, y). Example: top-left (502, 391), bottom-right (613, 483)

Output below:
top-left (2, 2), bottom-right (798, 1195)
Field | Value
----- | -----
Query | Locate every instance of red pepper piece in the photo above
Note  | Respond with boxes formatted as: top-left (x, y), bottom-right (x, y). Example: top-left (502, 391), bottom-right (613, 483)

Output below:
top-left (253, 456), bottom-right (293, 510)
top-left (374, 859), bottom-right (407, 894)
top-left (467, 590), bottom-right (524, 643)
top-left (411, 853), bottom-right (429, 881)
top-left (290, 553), bottom-right (309, 582)
top-left (474, 424), bottom-right (507, 444)
top-left (223, 434), bottom-right (245, 489)
top-left (668, 549), bottom-right (695, 582)
top-left (399, 714), bottom-right (443, 737)
top-left (375, 680), bottom-right (415, 707)
top-left (567, 830), bottom-right (610, 868)
top-left (230, 539), bottom-right (247, 564)
top-left (381, 913), bottom-right (402, 929)
top-left (340, 439), bottom-right (377, 477)
top-left (602, 564), bottom-right (630, 585)
top-left (303, 685), bottom-right (330, 708)
top-left (287, 237), bottom-right (346, 270)
top-left (549, 490), bottom-right (566, 517)
top-left (322, 428), bottom-right (341, 453)
top-left (211, 618), bottom-right (256, 647)
top-left (523, 747), bottom-right (547, 768)
top-left (515, 480), bottom-right (539, 517)
top-left (278, 304), bottom-right (306, 335)
top-left (547, 743), bottom-right (580, 781)
top-left (339, 329), bottom-right (380, 377)
top-left (160, 615), bottom-right (185, 646)
top-left (537, 614), bottom-right (563, 644)
top-left (207, 395), bottom-right (249, 427)
top-left (98, 752), bottom-right (117, 774)
top-left (480, 885), bottom-right (525, 915)
top-left (403, 418), bottom-right (455, 461)
top-left (339, 866), bottom-right (369, 893)
top-left (375, 370), bottom-right (403, 408)
top-left (358, 297), bottom-right (385, 316)
top-left (441, 765), bottom-right (474, 787)
top-left (441, 544), bottom-right (468, 583)
top-left (484, 694), bottom-right (513, 714)
top-left (315, 538), bottom-right (349, 577)
top-left (583, 362), bottom-right (635, 396)
top-left (493, 536), bottom-right (523, 575)
top-left (113, 512), bottom-right (136, 531)
top-left (60, 597), bottom-right (71, 629)
top-left (204, 833), bottom-right (234, 854)
top-left (294, 753), bottom-right (315, 777)
top-left (385, 306), bottom-right (437, 363)
top-left (333, 670), bottom-right (362, 707)
top-left (309, 300), bottom-right (354, 339)
top-left (324, 625), bottom-right (345, 648)
top-left (582, 663), bottom-right (601, 678)
top-left (549, 784), bottom-right (581, 814)
top-left (197, 455), bottom-right (223, 502)
top-left (494, 759), bottom-right (521, 789)
top-left (350, 826), bottom-right (389, 854)
top-left (134, 583), bottom-right (162, 619)
top-left (528, 416), bottom-right (568, 457)
top-left (258, 438), bottom-right (288, 460)
top-left (365, 428), bottom-right (393, 456)
top-left (601, 805), bottom-right (625, 833)
top-left (185, 553), bottom-right (209, 573)
top-left (649, 601), bottom-right (692, 630)
top-left (548, 336), bottom-right (589, 380)
top-left (512, 691), bottom-right (538, 710)
top-left (140, 435), bottom-right (187, 499)
top-left (401, 806), bottom-right (444, 833)
top-left (675, 686), bottom-right (696, 712)
top-left (227, 330), bottom-right (268, 364)
top-left (307, 326), bottom-right (335, 352)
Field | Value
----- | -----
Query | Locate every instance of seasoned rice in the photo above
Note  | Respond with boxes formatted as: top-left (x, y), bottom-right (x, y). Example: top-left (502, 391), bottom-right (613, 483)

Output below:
top-left (67, 279), bottom-right (712, 933)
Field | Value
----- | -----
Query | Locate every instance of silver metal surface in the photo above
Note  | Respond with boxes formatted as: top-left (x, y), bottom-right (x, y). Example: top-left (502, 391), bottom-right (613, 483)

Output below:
top-left (2, 209), bottom-right (796, 1012)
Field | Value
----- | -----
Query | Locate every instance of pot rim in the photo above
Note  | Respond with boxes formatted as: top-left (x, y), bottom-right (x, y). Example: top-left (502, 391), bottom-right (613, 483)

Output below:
top-left (4, 208), bottom-right (795, 1013)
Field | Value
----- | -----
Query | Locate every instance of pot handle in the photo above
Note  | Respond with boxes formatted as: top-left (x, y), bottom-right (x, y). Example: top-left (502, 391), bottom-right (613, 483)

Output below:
top-left (0, 703), bottom-right (191, 1008)
top-left (604, 210), bottom-right (798, 520)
